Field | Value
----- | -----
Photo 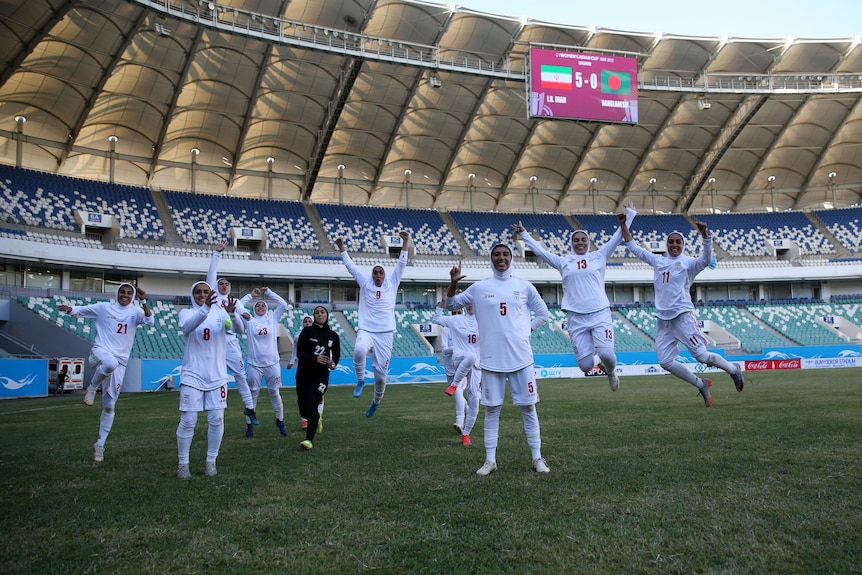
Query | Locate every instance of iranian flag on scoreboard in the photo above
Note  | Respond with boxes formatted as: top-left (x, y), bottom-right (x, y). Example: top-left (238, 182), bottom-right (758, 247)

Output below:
top-left (540, 65), bottom-right (573, 90)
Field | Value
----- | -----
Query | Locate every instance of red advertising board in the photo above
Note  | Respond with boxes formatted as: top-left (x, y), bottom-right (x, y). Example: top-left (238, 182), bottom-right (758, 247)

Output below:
top-left (529, 48), bottom-right (639, 123)
top-left (744, 359), bottom-right (802, 371)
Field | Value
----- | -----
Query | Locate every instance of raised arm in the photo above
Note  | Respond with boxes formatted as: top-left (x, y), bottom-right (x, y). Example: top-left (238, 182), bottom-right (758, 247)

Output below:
top-left (263, 287), bottom-right (289, 316)
top-left (693, 221), bottom-right (713, 270)
top-left (224, 294), bottom-right (244, 334)
top-left (398, 230), bottom-right (411, 254)
top-left (337, 237), bottom-right (366, 283)
top-left (446, 261), bottom-right (466, 299)
top-left (206, 240), bottom-right (227, 290)
top-left (617, 212), bottom-right (633, 243)
top-left (180, 290), bottom-right (217, 335)
top-left (601, 202), bottom-right (638, 256)
top-left (239, 287), bottom-right (260, 307)
top-left (431, 296), bottom-right (449, 326)
top-left (512, 221), bottom-right (564, 269)
top-left (388, 230), bottom-right (411, 285)
top-left (136, 287), bottom-right (154, 324)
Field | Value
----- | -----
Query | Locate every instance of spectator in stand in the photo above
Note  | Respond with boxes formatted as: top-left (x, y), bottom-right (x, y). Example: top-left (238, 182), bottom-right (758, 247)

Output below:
top-left (176, 281), bottom-right (243, 479)
top-left (445, 245), bottom-right (551, 476)
top-left (57, 283), bottom-right (153, 462)
top-left (335, 231), bottom-right (410, 418)
top-left (239, 287), bottom-right (291, 438)
top-left (618, 213), bottom-right (745, 407)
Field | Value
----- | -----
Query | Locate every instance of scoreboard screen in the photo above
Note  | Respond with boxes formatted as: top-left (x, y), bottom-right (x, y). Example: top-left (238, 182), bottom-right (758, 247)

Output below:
top-left (528, 48), bottom-right (639, 124)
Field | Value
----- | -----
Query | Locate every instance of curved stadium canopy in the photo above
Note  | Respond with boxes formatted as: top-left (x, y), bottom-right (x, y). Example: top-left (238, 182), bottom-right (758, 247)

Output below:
top-left (1, 0), bottom-right (861, 216)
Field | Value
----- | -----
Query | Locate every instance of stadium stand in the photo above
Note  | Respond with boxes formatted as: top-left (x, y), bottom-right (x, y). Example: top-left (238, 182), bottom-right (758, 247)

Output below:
top-left (568, 214), bottom-right (630, 258)
top-left (341, 308), bottom-right (433, 357)
top-left (699, 212), bottom-right (834, 257)
top-left (812, 206), bottom-right (862, 254)
top-left (618, 307), bottom-right (659, 341)
top-left (529, 310), bottom-right (573, 354)
top-left (695, 305), bottom-right (792, 353)
top-left (1, 227), bottom-right (105, 249)
top-left (609, 311), bottom-right (657, 352)
top-left (616, 213), bottom-right (700, 253)
top-left (449, 211), bottom-right (574, 256)
top-left (315, 204), bottom-right (460, 256)
top-left (0, 164), bottom-right (163, 241)
top-left (163, 190), bottom-right (318, 250)
top-left (283, 306), bottom-right (354, 358)
top-left (777, 301), bottom-right (862, 338)
top-left (748, 304), bottom-right (848, 346)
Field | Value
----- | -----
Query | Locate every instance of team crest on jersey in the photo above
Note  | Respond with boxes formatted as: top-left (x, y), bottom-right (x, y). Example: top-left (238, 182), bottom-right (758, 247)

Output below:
top-left (328, 339), bottom-right (333, 347)
top-left (512, 290), bottom-right (521, 298)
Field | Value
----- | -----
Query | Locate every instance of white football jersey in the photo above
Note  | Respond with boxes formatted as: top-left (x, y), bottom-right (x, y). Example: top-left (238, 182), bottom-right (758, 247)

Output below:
top-left (341, 249), bottom-right (407, 333)
top-left (449, 274), bottom-right (549, 372)
top-left (180, 282), bottom-right (243, 391)
top-left (240, 289), bottom-right (288, 368)
top-left (626, 237), bottom-right (712, 320)
top-left (432, 308), bottom-right (479, 360)
top-left (68, 285), bottom-right (153, 364)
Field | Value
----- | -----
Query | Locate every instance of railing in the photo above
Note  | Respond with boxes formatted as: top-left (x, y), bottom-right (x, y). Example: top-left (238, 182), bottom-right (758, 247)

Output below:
top-left (132, 0), bottom-right (862, 93)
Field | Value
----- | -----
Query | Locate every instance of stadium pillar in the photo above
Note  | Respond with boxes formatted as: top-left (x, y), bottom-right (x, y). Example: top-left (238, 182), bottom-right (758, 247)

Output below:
top-left (14, 115), bottom-right (26, 168)
top-left (108, 135), bottom-right (118, 184)
top-left (267, 156), bottom-right (275, 200)
top-left (190, 148), bottom-right (200, 193)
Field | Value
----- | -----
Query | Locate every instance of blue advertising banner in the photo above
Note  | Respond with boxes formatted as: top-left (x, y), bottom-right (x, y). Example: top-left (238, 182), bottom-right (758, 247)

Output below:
top-left (133, 342), bottom-right (862, 396)
top-left (141, 359), bottom-right (183, 391)
top-left (0, 359), bottom-right (48, 398)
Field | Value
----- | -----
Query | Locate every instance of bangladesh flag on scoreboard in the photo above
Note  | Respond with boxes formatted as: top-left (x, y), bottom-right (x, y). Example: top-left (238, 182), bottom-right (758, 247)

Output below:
top-left (540, 65), bottom-right (572, 90)
top-left (601, 70), bottom-right (632, 95)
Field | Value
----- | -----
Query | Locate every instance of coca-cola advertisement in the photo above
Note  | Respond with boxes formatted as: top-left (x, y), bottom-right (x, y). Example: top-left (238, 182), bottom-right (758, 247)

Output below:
top-left (744, 359), bottom-right (801, 371)
top-left (745, 360), bottom-right (771, 371)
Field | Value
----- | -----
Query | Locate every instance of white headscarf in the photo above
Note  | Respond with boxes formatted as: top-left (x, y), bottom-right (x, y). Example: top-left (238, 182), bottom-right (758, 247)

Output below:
top-left (112, 282), bottom-right (137, 312)
top-left (569, 229), bottom-right (590, 254)
top-left (189, 281), bottom-right (212, 309)
top-left (490, 243), bottom-right (513, 280)
top-left (666, 231), bottom-right (686, 257)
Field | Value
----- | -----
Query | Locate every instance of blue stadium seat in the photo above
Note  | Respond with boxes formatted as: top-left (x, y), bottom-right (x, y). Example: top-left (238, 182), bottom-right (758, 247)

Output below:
top-left (163, 190), bottom-right (318, 250)
top-left (813, 207), bottom-right (862, 254)
top-left (700, 211), bottom-right (834, 257)
top-left (0, 164), bottom-right (164, 240)
top-left (449, 211), bottom-right (573, 256)
top-left (316, 204), bottom-right (460, 255)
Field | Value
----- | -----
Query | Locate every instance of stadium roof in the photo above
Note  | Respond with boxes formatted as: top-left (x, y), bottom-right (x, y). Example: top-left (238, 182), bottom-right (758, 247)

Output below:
top-left (1, 0), bottom-right (861, 215)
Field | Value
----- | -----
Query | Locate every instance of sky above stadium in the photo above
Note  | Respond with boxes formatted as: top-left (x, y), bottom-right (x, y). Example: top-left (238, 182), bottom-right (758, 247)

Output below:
top-left (460, 0), bottom-right (860, 39)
